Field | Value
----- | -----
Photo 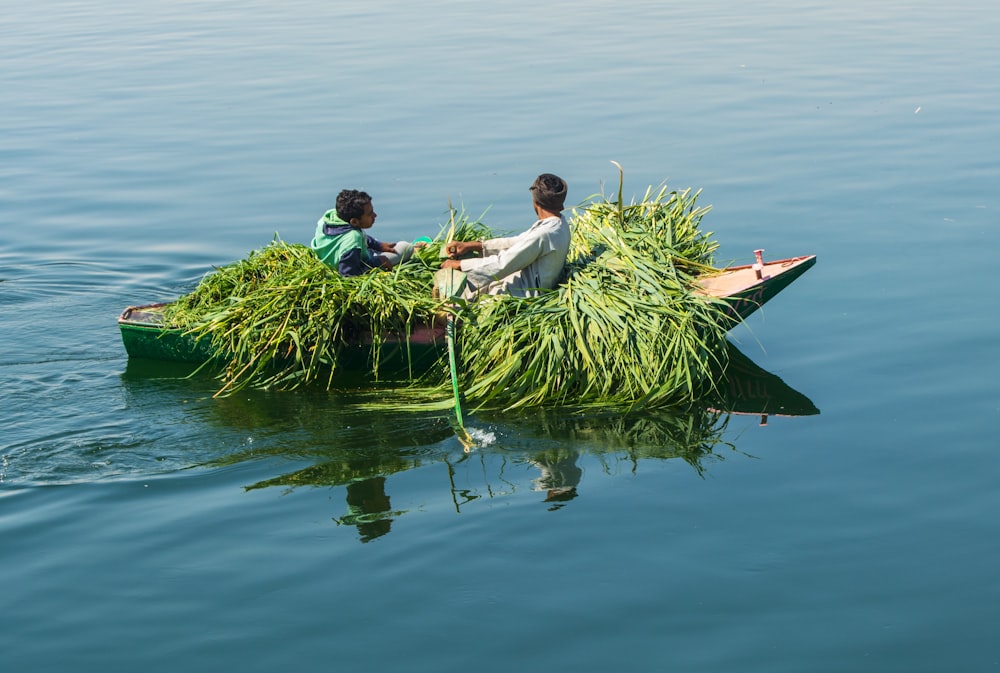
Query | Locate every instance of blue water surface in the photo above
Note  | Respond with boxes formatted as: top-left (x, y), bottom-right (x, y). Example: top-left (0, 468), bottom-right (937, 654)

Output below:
top-left (2, 1), bottom-right (999, 671)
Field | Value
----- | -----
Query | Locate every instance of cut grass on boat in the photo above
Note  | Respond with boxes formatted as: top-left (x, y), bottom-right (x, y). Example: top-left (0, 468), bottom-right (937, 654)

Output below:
top-left (163, 177), bottom-right (733, 410)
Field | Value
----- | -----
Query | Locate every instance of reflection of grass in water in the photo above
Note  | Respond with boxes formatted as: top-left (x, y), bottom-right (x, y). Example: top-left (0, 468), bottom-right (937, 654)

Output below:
top-left (219, 398), bottom-right (737, 493)
top-left (502, 408), bottom-right (736, 478)
top-left (244, 454), bottom-right (420, 492)
top-left (212, 395), bottom-right (742, 541)
top-left (127, 337), bottom-right (805, 495)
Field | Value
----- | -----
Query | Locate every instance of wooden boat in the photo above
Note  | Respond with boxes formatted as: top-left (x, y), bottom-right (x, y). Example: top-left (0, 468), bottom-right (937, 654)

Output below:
top-left (694, 252), bottom-right (816, 322)
top-left (118, 253), bottom-right (816, 372)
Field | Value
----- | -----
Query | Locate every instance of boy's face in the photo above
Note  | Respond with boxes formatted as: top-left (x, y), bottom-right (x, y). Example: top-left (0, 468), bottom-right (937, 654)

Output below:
top-left (351, 202), bottom-right (377, 229)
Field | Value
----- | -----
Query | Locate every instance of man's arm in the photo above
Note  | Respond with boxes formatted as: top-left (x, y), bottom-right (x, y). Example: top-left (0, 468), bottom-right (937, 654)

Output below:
top-left (459, 232), bottom-right (545, 281)
top-left (446, 240), bottom-right (484, 258)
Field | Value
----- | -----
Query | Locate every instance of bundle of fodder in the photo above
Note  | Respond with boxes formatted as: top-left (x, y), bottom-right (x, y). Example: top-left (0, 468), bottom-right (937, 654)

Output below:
top-left (164, 179), bottom-right (732, 409)
top-left (457, 182), bottom-right (732, 411)
top-left (162, 224), bottom-right (483, 395)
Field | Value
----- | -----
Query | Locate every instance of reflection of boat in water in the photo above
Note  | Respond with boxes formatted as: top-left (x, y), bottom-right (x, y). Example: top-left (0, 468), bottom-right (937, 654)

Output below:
top-left (706, 341), bottom-right (819, 424)
top-left (121, 339), bottom-right (816, 542)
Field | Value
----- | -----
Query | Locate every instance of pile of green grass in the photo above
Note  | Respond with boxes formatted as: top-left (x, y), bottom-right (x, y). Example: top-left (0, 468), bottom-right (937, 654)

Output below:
top-left (165, 177), bottom-right (733, 409)
top-left (458, 182), bottom-right (730, 411)
top-left (163, 221), bottom-right (485, 395)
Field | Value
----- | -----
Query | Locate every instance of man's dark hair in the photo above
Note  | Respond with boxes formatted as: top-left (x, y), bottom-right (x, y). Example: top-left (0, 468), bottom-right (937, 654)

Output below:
top-left (529, 174), bottom-right (568, 213)
top-left (335, 189), bottom-right (372, 222)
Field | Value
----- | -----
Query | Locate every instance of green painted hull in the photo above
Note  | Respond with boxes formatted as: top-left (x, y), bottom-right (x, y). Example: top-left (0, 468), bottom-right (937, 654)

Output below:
top-left (119, 255), bottom-right (816, 376)
top-left (118, 303), bottom-right (446, 379)
top-left (117, 306), bottom-right (217, 364)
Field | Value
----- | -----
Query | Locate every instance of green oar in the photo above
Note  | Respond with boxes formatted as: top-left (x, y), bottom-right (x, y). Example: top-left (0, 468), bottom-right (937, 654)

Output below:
top-left (445, 304), bottom-right (464, 427)
top-left (434, 267), bottom-right (473, 450)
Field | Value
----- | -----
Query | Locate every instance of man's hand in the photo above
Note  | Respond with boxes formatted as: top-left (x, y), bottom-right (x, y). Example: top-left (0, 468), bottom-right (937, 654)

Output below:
top-left (446, 241), bottom-right (482, 258)
top-left (440, 259), bottom-right (463, 270)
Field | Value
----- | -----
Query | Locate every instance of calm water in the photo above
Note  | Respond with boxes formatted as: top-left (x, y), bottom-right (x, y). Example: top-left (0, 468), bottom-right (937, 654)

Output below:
top-left (3, 1), bottom-right (999, 671)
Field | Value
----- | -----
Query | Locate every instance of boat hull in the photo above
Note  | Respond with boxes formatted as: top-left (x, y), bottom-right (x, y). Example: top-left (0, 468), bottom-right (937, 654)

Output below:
top-left (118, 303), bottom-right (447, 378)
top-left (119, 254), bottom-right (816, 371)
top-left (695, 254), bottom-right (816, 323)
top-left (118, 304), bottom-right (217, 364)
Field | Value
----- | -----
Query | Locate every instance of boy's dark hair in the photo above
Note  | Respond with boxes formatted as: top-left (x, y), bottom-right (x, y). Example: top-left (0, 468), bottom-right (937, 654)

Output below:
top-left (335, 189), bottom-right (372, 222)
top-left (529, 174), bottom-right (568, 212)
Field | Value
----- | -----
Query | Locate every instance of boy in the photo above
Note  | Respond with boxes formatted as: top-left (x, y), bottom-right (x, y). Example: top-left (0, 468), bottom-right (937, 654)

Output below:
top-left (311, 189), bottom-right (415, 276)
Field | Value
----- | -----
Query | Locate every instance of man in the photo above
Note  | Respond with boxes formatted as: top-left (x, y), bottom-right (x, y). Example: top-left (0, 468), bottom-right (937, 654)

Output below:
top-left (441, 173), bottom-right (570, 297)
top-left (311, 189), bottom-right (415, 276)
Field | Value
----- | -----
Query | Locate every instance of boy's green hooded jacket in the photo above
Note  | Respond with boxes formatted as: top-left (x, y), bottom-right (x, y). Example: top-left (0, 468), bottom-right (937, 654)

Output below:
top-left (310, 209), bottom-right (387, 276)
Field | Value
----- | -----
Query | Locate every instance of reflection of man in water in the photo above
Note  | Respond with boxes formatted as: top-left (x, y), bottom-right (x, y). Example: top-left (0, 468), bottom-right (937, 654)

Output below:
top-left (530, 450), bottom-right (583, 509)
top-left (343, 476), bottom-right (392, 543)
